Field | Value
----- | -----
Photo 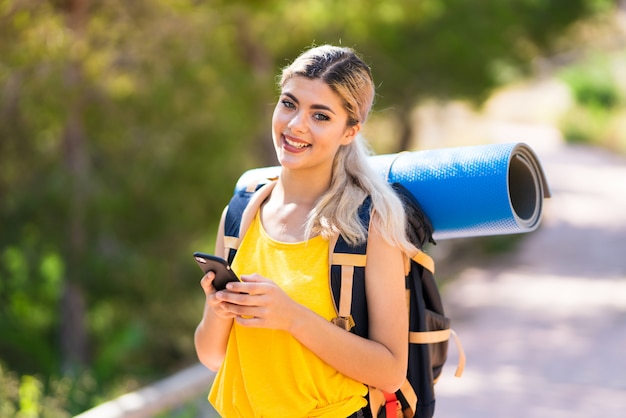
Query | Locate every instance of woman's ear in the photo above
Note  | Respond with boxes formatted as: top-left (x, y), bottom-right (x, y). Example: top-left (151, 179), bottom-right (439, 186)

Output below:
top-left (341, 123), bottom-right (361, 145)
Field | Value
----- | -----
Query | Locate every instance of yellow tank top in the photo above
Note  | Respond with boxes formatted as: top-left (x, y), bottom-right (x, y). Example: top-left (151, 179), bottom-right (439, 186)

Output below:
top-left (208, 212), bottom-right (367, 417)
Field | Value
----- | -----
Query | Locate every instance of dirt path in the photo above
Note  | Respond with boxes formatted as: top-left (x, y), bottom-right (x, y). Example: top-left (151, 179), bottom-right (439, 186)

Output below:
top-left (434, 140), bottom-right (626, 417)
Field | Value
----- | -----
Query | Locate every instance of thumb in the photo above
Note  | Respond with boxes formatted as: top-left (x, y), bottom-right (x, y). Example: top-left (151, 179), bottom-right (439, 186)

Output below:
top-left (200, 272), bottom-right (215, 293)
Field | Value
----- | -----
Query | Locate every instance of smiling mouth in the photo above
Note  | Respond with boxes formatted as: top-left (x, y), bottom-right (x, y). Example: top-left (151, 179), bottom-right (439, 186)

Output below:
top-left (284, 135), bottom-right (310, 149)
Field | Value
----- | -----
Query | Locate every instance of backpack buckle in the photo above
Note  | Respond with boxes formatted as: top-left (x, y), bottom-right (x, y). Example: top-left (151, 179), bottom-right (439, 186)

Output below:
top-left (331, 315), bottom-right (355, 331)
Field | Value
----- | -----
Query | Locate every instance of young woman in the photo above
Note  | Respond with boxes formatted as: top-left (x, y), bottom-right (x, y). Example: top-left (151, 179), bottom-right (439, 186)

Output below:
top-left (194, 45), bottom-right (416, 418)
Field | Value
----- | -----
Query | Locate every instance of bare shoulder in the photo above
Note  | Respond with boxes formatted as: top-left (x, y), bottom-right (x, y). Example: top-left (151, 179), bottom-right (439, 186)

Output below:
top-left (364, 219), bottom-right (405, 283)
top-left (365, 213), bottom-right (402, 259)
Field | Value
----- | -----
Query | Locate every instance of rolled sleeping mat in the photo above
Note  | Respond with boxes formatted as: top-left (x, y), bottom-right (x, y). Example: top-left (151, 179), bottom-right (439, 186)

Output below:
top-left (234, 142), bottom-right (550, 240)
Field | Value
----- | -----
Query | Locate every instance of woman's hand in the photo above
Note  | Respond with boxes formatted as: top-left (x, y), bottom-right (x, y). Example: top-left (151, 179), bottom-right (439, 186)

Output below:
top-left (194, 206), bottom-right (235, 371)
top-left (200, 271), bottom-right (239, 320)
top-left (195, 270), bottom-right (237, 371)
top-left (214, 274), bottom-right (300, 332)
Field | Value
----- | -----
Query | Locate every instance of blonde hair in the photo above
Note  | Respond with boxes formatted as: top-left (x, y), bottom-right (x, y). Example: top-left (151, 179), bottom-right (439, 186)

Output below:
top-left (279, 45), bottom-right (416, 253)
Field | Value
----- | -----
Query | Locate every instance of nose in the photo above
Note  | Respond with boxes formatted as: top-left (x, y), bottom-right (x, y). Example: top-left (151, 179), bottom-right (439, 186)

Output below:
top-left (287, 112), bottom-right (307, 134)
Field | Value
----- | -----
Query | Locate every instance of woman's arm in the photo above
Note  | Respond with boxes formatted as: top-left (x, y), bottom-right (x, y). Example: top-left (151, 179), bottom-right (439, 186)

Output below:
top-left (194, 207), bottom-right (236, 371)
top-left (218, 221), bottom-right (409, 392)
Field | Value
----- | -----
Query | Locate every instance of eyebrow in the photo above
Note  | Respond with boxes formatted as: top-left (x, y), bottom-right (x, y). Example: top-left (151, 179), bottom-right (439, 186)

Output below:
top-left (283, 92), bottom-right (336, 115)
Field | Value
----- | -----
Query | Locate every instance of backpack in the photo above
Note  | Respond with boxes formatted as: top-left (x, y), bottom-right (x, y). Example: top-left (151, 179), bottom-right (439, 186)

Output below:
top-left (221, 179), bottom-right (465, 418)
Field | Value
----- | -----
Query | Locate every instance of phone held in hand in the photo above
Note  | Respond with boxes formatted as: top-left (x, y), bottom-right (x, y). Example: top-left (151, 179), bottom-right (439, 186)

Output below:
top-left (193, 252), bottom-right (240, 291)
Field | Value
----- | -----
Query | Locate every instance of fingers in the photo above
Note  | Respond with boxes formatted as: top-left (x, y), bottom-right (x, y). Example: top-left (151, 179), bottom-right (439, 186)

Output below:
top-left (207, 274), bottom-right (286, 326)
top-left (200, 271), bottom-right (215, 294)
top-left (224, 273), bottom-right (268, 295)
top-left (215, 287), bottom-right (259, 306)
top-left (211, 290), bottom-right (261, 322)
top-left (224, 302), bottom-right (264, 320)
top-left (214, 280), bottom-right (268, 318)
top-left (239, 273), bottom-right (267, 284)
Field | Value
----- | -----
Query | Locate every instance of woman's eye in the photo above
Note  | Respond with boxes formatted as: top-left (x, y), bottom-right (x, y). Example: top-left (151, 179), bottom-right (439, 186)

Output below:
top-left (313, 113), bottom-right (330, 121)
top-left (281, 99), bottom-right (296, 109)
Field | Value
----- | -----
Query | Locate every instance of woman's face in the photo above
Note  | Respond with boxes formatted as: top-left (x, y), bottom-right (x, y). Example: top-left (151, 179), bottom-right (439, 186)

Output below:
top-left (272, 76), bottom-right (359, 174)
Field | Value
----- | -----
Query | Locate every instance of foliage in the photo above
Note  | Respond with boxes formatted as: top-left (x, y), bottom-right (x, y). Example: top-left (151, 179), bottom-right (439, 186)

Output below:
top-left (0, 0), bottom-right (618, 413)
top-left (559, 50), bottom-right (626, 152)
top-left (0, 361), bottom-right (73, 418)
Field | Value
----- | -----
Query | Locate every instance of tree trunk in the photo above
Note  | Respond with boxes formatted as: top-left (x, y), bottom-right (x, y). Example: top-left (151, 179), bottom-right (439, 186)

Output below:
top-left (397, 106), bottom-right (415, 152)
top-left (59, 0), bottom-right (90, 373)
top-left (60, 281), bottom-right (89, 371)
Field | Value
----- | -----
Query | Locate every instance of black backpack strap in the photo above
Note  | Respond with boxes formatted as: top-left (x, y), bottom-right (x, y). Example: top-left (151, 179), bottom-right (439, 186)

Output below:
top-left (223, 179), bottom-right (276, 263)
top-left (329, 197), bottom-right (371, 337)
top-left (391, 182), bottom-right (435, 247)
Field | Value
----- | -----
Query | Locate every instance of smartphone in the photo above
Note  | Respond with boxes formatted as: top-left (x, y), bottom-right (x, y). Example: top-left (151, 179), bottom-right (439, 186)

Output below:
top-left (193, 252), bottom-right (240, 291)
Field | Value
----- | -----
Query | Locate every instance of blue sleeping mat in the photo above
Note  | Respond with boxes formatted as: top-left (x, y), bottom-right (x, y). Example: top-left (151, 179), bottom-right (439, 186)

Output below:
top-left (234, 142), bottom-right (550, 240)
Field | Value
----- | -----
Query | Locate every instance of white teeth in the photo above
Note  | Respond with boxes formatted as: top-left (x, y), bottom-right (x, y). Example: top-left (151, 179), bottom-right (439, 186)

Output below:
top-left (285, 136), bottom-right (309, 149)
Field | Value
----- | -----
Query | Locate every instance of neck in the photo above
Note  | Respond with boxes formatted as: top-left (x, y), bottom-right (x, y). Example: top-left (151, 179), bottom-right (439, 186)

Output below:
top-left (260, 168), bottom-right (332, 243)
top-left (277, 167), bottom-right (332, 206)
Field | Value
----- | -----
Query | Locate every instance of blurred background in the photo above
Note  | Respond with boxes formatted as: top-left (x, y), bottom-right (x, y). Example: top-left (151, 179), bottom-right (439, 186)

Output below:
top-left (1, 0), bottom-right (625, 417)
